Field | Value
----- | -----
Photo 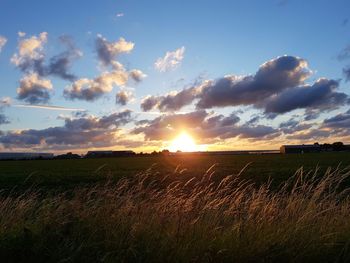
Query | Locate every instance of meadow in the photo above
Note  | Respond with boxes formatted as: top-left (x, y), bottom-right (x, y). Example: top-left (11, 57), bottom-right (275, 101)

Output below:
top-left (1, 152), bottom-right (350, 191)
top-left (1, 152), bottom-right (350, 262)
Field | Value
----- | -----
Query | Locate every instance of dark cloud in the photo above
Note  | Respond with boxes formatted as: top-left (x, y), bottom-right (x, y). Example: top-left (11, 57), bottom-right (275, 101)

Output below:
top-left (95, 35), bottom-right (134, 66)
top-left (303, 109), bottom-right (321, 121)
top-left (141, 55), bottom-right (313, 112)
top-left (133, 110), bottom-right (279, 142)
top-left (17, 73), bottom-right (53, 104)
top-left (279, 118), bottom-right (313, 135)
top-left (323, 109), bottom-right (350, 129)
top-left (343, 66), bottom-right (350, 82)
top-left (0, 110), bottom-right (132, 149)
top-left (196, 55), bottom-right (310, 109)
top-left (264, 78), bottom-right (348, 113)
top-left (141, 87), bottom-right (199, 112)
top-left (141, 56), bottom-right (348, 118)
top-left (246, 115), bottom-right (261, 125)
top-left (45, 35), bottom-right (82, 81)
top-left (116, 90), bottom-right (132, 105)
top-left (11, 33), bottom-right (81, 82)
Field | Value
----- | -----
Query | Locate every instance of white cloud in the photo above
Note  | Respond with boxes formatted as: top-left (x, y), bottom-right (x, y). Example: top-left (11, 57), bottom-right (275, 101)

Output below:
top-left (64, 69), bottom-right (129, 101)
top-left (10, 32), bottom-right (48, 66)
top-left (154, 46), bottom-right (185, 72)
top-left (0, 36), bottom-right (7, 53)
top-left (18, 31), bottom-right (26, 37)
top-left (116, 13), bottom-right (124, 17)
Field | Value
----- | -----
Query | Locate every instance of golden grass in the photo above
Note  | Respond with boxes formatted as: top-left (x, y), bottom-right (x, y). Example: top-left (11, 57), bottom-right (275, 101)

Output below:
top-left (1, 165), bottom-right (350, 262)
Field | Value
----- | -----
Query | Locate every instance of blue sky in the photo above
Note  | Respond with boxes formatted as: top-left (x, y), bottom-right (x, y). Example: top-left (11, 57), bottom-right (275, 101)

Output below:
top-left (0, 0), bottom-right (349, 153)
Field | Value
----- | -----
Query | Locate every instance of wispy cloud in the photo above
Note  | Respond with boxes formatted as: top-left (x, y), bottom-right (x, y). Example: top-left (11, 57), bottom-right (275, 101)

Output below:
top-left (116, 13), bottom-right (124, 17)
top-left (154, 46), bottom-right (185, 72)
top-left (13, 104), bottom-right (86, 111)
top-left (0, 35), bottom-right (7, 53)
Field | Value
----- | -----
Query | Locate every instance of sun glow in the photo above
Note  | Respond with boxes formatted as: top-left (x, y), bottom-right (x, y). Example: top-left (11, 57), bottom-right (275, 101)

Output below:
top-left (168, 132), bottom-right (199, 152)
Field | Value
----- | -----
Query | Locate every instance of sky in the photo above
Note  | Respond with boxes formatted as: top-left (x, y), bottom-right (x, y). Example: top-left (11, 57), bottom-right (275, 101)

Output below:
top-left (0, 0), bottom-right (350, 153)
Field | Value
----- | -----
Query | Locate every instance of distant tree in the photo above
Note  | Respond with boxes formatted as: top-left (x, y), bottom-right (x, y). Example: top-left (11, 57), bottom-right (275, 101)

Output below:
top-left (161, 149), bottom-right (170, 155)
top-left (332, 142), bottom-right (344, 151)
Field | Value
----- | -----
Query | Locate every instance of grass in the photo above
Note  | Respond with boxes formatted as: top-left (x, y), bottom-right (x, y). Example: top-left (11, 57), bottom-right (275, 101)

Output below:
top-left (1, 152), bottom-right (350, 192)
top-left (1, 158), bottom-right (350, 262)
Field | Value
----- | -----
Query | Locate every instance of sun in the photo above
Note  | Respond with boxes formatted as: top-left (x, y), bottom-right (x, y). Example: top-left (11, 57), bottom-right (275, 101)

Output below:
top-left (168, 132), bottom-right (198, 152)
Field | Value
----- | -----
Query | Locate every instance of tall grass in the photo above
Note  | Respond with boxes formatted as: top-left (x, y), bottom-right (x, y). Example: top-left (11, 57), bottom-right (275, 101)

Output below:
top-left (1, 165), bottom-right (350, 262)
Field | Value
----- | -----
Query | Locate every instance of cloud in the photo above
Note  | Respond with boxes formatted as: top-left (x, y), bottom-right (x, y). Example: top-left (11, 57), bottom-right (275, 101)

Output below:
top-left (322, 109), bottom-right (350, 129)
top-left (142, 55), bottom-right (347, 116)
top-left (64, 68), bottom-right (128, 101)
top-left (63, 35), bottom-right (142, 102)
top-left (263, 78), bottom-right (348, 113)
top-left (0, 97), bottom-right (11, 125)
top-left (0, 97), bottom-right (12, 107)
top-left (10, 32), bottom-right (48, 71)
top-left (133, 110), bottom-right (279, 142)
top-left (13, 104), bottom-right (85, 111)
top-left (116, 90), bottom-right (133, 106)
top-left (286, 129), bottom-right (330, 140)
top-left (279, 118), bottom-right (313, 135)
top-left (17, 73), bottom-right (53, 104)
top-left (45, 35), bottom-right (82, 81)
top-left (11, 33), bottom-right (81, 81)
top-left (0, 110), bottom-right (133, 149)
top-left (129, 69), bottom-right (147, 82)
top-left (196, 56), bottom-right (310, 109)
top-left (154, 46), bottom-right (185, 72)
top-left (116, 13), bottom-right (124, 17)
top-left (338, 44), bottom-right (350, 81)
top-left (0, 36), bottom-right (7, 53)
top-left (95, 35), bottom-right (134, 66)
top-left (141, 86), bottom-right (199, 112)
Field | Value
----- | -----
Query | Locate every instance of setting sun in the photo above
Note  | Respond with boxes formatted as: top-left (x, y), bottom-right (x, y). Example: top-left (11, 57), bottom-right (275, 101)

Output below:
top-left (168, 133), bottom-right (198, 152)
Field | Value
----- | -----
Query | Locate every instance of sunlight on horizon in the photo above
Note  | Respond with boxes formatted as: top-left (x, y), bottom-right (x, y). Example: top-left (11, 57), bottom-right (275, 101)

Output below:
top-left (168, 132), bottom-right (207, 152)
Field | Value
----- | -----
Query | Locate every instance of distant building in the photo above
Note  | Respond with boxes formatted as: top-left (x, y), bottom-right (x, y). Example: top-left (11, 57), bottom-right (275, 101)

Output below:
top-left (280, 145), bottom-right (321, 154)
top-left (85, 150), bottom-right (135, 158)
top-left (0, 152), bottom-right (54, 160)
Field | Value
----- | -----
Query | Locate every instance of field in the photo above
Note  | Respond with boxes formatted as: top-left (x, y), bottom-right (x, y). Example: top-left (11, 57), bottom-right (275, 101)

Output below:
top-left (1, 152), bottom-right (350, 191)
top-left (1, 152), bottom-right (350, 262)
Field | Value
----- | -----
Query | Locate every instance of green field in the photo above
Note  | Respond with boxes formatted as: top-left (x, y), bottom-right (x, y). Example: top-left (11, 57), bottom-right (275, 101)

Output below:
top-left (0, 152), bottom-right (350, 191)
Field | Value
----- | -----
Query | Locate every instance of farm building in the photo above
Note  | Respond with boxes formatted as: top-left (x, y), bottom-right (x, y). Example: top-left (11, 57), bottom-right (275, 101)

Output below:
top-left (85, 150), bottom-right (136, 158)
top-left (0, 152), bottom-right (54, 160)
top-left (280, 145), bottom-right (321, 154)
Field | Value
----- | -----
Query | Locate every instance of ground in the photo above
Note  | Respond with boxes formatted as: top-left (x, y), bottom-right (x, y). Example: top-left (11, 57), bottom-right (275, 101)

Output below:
top-left (0, 152), bottom-right (349, 192)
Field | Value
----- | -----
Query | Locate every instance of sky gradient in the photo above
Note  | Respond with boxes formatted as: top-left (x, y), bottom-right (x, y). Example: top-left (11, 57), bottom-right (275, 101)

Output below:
top-left (0, 0), bottom-right (349, 153)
